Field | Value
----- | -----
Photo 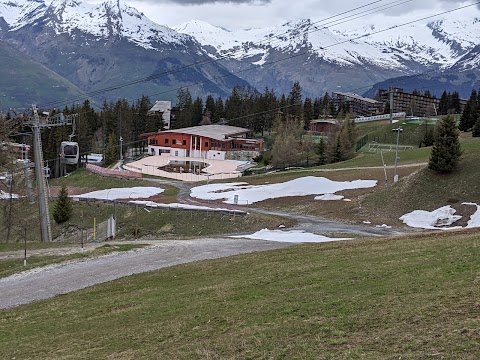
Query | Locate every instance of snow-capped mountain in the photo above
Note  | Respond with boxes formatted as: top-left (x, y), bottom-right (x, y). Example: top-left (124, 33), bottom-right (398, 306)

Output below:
top-left (175, 16), bottom-right (480, 97)
top-left (0, 0), bottom-right (479, 107)
top-left (0, 0), bottom-right (249, 106)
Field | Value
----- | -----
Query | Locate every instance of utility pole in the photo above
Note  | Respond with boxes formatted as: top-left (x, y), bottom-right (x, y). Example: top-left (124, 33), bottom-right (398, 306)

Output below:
top-left (29, 105), bottom-right (77, 242)
top-left (393, 126), bottom-right (403, 183)
top-left (389, 88), bottom-right (394, 124)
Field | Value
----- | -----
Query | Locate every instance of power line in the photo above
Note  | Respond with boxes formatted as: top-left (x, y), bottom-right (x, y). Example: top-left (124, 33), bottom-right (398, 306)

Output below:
top-left (41, 0), bottom-right (415, 108)
top-left (38, 1), bottom-right (480, 123)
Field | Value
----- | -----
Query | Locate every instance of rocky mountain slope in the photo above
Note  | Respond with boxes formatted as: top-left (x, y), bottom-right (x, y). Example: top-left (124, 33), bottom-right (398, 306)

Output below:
top-left (0, 0), bottom-right (249, 108)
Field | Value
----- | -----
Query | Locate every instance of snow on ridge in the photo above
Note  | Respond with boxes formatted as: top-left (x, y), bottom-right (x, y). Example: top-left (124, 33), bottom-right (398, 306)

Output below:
top-left (176, 12), bottom-right (480, 69)
top-left (7, 0), bottom-right (191, 49)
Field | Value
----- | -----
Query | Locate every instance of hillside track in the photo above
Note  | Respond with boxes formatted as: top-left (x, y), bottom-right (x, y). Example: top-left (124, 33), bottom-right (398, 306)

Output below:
top-left (0, 238), bottom-right (292, 310)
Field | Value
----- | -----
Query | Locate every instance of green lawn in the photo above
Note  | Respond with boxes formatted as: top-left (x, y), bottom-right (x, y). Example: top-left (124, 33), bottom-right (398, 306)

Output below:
top-left (1, 231), bottom-right (479, 359)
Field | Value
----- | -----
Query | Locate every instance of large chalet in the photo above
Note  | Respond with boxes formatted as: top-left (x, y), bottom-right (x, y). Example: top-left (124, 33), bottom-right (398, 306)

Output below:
top-left (144, 125), bottom-right (264, 161)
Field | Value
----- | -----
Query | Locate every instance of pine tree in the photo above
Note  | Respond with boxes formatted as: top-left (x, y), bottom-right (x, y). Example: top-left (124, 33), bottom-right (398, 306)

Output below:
top-left (287, 81), bottom-right (303, 120)
top-left (428, 115), bottom-right (462, 173)
top-left (303, 97), bottom-right (313, 130)
top-left (472, 117), bottom-right (480, 138)
top-left (316, 137), bottom-right (327, 165)
top-left (53, 186), bottom-right (72, 224)
top-left (105, 132), bottom-right (119, 166)
top-left (175, 88), bottom-right (193, 129)
top-left (459, 89), bottom-right (478, 131)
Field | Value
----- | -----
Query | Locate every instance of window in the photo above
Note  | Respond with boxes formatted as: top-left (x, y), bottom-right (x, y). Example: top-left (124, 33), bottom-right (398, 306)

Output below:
top-left (205, 141), bottom-right (209, 147)
top-left (175, 151), bottom-right (178, 156)
top-left (172, 139), bottom-right (176, 145)
top-left (165, 138), bottom-right (169, 144)
top-left (183, 140), bottom-right (186, 145)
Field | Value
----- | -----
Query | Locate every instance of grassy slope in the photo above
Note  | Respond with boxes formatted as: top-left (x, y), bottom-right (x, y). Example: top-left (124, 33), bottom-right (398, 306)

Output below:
top-left (362, 134), bottom-right (480, 224)
top-left (1, 231), bottom-right (479, 359)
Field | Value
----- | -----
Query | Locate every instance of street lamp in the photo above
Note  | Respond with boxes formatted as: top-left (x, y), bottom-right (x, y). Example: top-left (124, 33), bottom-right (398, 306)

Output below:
top-left (119, 136), bottom-right (124, 162)
top-left (392, 126), bottom-right (403, 183)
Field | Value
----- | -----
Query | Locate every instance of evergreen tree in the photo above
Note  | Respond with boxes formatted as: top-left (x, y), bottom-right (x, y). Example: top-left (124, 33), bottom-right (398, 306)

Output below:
top-left (105, 132), bottom-right (119, 166)
top-left (438, 91), bottom-right (449, 115)
top-left (303, 97), bottom-right (313, 130)
top-left (316, 137), bottom-right (327, 165)
top-left (192, 97), bottom-right (204, 126)
top-left (428, 115), bottom-right (462, 173)
top-left (175, 88), bottom-right (193, 128)
top-left (205, 95), bottom-right (216, 121)
top-left (313, 97), bottom-right (322, 119)
top-left (287, 81), bottom-right (303, 120)
top-left (451, 91), bottom-right (461, 114)
top-left (53, 186), bottom-right (72, 224)
top-left (215, 97), bottom-right (225, 120)
top-left (459, 89), bottom-right (478, 131)
top-left (472, 116), bottom-right (480, 138)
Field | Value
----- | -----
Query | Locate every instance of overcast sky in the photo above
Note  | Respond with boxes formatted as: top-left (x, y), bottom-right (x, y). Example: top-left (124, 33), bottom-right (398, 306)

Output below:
top-left (129, 0), bottom-right (480, 30)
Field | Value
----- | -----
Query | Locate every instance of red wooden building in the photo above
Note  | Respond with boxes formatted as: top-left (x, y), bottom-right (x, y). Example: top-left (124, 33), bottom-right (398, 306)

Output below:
top-left (144, 125), bottom-right (264, 161)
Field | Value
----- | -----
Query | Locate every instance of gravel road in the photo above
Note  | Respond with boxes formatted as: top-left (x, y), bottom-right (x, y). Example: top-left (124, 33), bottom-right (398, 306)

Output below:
top-left (0, 238), bottom-right (293, 310)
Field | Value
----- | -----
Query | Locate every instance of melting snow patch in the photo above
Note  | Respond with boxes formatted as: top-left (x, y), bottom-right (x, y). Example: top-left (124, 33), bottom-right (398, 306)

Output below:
top-left (315, 194), bottom-right (344, 201)
top-left (130, 200), bottom-right (237, 213)
top-left (462, 202), bottom-right (480, 228)
top-left (363, 220), bottom-right (371, 224)
top-left (74, 187), bottom-right (164, 200)
top-left (191, 176), bottom-right (377, 205)
top-left (230, 229), bottom-right (352, 243)
top-left (375, 224), bottom-right (392, 229)
top-left (0, 190), bottom-right (20, 199)
top-left (399, 205), bottom-right (463, 230)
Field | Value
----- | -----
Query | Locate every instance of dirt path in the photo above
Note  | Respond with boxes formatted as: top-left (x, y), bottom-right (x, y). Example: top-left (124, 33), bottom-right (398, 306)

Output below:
top-left (249, 208), bottom-right (411, 236)
top-left (0, 238), bottom-right (293, 310)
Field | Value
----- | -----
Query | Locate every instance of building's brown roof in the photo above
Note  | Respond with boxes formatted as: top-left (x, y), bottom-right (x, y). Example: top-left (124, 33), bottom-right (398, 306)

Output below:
top-left (154, 125), bottom-right (251, 141)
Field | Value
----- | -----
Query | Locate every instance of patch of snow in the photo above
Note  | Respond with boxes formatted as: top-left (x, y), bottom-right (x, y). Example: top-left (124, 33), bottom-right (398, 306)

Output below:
top-left (362, 220), bottom-right (371, 224)
top-left (399, 205), bottom-right (463, 230)
top-left (130, 200), bottom-right (239, 213)
top-left (375, 224), bottom-right (392, 229)
top-left (315, 193), bottom-right (344, 201)
top-left (462, 202), bottom-right (480, 228)
top-left (190, 176), bottom-right (377, 205)
top-left (230, 229), bottom-right (352, 243)
top-left (73, 187), bottom-right (164, 200)
top-left (343, 198), bottom-right (352, 202)
top-left (0, 190), bottom-right (20, 199)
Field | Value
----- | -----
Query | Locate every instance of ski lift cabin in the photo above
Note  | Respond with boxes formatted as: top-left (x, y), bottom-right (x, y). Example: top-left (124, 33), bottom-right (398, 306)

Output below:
top-left (60, 114), bottom-right (79, 165)
top-left (60, 141), bottom-right (79, 165)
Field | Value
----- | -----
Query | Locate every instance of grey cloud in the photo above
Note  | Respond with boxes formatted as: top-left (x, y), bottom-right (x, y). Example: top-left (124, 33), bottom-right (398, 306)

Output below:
top-left (146, 0), bottom-right (271, 4)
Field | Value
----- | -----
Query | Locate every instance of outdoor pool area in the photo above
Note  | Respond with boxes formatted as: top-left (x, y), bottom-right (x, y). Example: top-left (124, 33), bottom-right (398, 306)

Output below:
top-left (158, 160), bottom-right (209, 174)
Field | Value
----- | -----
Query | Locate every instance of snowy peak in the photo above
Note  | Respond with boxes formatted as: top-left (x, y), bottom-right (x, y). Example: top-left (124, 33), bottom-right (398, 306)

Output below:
top-left (177, 15), bottom-right (480, 71)
top-left (0, 0), bottom-right (46, 29)
top-left (4, 0), bottom-right (192, 49)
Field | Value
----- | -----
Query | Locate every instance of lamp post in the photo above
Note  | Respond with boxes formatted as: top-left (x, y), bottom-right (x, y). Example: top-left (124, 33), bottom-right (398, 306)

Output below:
top-left (119, 136), bottom-right (124, 162)
top-left (393, 126), bottom-right (403, 183)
